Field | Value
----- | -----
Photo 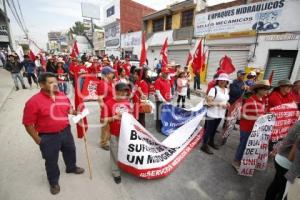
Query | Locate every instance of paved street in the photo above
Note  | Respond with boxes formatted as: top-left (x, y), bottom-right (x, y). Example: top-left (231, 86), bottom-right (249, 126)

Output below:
top-left (0, 71), bottom-right (275, 200)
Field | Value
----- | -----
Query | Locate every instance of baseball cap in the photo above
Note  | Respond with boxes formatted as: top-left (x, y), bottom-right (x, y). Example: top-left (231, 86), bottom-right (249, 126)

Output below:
top-left (101, 66), bottom-right (115, 75)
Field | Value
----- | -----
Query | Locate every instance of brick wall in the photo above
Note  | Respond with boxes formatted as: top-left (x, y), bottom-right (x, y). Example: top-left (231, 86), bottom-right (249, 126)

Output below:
top-left (120, 0), bottom-right (156, 33)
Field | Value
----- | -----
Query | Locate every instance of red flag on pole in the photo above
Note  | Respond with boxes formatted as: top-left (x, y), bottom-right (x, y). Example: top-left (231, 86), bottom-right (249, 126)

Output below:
top-left (74, 74), bottom-right (88, 138)
top-left (191, 39), bottom-right (203, 74)
top-left (186, 52), bottom-right (192, 66)
top-left (201, 50), bottom-right (207, 72)
top-left (160, 38), bottom-right (168, 68)
top-left (219, 55), bottom-right (236, 74)
top-left (29, 39), bottom-right (42, 61)
top-left (139, 32), bottom-right (147, 67)
top-left (70, 41), bottom-right (79, 58)
top-left (269, 70), bottom-right (275, 85)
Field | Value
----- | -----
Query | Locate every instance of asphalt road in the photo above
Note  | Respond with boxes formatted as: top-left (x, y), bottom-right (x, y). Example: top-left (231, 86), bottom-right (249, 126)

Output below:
top-left (0, 80), bottom-right (275, 200)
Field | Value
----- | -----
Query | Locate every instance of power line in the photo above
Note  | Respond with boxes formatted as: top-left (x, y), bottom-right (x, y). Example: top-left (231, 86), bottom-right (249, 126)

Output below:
top-left (16, 0), bottom-right (28, 32)
top-left (6, 0), bottom-right (28, 37)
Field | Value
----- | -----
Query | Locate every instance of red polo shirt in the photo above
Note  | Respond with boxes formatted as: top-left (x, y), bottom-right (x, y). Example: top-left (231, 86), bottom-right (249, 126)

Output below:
top-left (22, 91), bottom-right (71, 134)
top-left (101, 99), bottom-right (132, 137)
top-left (292, 91), bottom-right (300, 103)
top-left (268, 90), bottom-right (294, 110)
top-left (97, 79), bottom-right (115, 103)
top-left (240, 95), bottom-right (266, 133)
top-left (154, 77), bottom-right (171, 101)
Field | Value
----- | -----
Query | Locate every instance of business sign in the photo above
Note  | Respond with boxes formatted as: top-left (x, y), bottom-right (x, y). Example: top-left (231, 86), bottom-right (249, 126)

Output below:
top-left (121, 31), bottom-right (141, 48)
top-left (118, 112), bottom-right (205, 179)
top-left (238, 114), bottom-right (276, 177)
top-left (104, 21), bottom-right (120, 49)
top-left (194, 0), bottom-right (300, 36)
top-left (81, 2), bottom-right (100, 19)
top-left (0, 18), bottom-right (8, 42)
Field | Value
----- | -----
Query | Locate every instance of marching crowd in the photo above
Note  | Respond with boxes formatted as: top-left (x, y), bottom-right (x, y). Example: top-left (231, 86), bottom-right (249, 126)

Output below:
top-left (3, 51), bottom-right (297, 199)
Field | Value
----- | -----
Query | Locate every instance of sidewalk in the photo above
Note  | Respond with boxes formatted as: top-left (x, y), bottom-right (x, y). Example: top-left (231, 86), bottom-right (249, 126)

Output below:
top-left (0, 68), bottom-right (13, 110)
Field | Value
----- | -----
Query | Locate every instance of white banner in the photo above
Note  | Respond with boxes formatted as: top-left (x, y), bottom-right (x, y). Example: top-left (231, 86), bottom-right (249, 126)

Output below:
top-left (194, 0), bottom-right (300, 36)
top-left (238, 114), bottom-right (276, 177)
top-left (118, 112), bottom-right (205, 179)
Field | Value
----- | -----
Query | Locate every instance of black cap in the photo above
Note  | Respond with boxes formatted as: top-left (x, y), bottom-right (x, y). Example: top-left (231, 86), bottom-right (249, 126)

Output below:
top-left (115, 82), bottom-right (130, 91)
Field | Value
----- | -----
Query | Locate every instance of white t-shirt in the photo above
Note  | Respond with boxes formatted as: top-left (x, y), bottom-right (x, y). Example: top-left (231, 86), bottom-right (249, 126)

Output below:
top-left (177, 78), bottom-right (188, 96)
top-left (206, 86), bottom-right (229, 119)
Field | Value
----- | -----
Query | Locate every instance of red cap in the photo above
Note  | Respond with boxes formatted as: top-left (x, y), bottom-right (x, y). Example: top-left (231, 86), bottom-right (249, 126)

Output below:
top-left (161, 67), bottom-right (170, 74)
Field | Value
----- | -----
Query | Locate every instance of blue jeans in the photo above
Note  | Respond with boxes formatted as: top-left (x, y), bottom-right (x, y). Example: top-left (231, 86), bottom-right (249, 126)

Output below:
top-left (58, 82), bottom-right (68, 94)
top-left (11, 73), bottom-right (25, 88)
top-left (234, 130), bottom-right (251, 161)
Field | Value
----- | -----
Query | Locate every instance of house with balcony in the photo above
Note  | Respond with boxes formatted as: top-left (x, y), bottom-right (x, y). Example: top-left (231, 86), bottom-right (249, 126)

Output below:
top-left (142, 0), bottom-right (197, 68)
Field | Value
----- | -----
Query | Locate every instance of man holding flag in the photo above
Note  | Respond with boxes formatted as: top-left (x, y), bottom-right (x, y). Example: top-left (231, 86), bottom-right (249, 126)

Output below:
top-left (191, 40), bottom-right (204, 91)
top-left (22, 72), bottom-right (84, 195)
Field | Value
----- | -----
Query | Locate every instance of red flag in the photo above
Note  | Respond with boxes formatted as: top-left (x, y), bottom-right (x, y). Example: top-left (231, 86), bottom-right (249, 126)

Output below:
top-left (269, 70), bottom-right (275, 84)
top-left (219, 55), bottom-right (236, 74)
top-left (139, 32), bottom-right (147, 67)
top-left (186, 52), bottom-right (192, 66)
top-left (29, 50), bottom-right (36, 61)
top-left (29, 39), bottom-right (42, 61)
top-left (70, 41), bottom-right (79, 58)
top-left (74, 74), bottom-right (88, 138)
top-left (160, 38), bottom-right (168, 68)
top-left (191, 39), bottom-right (203, 74)
top-left (201, 50), bottom-right (207, 72)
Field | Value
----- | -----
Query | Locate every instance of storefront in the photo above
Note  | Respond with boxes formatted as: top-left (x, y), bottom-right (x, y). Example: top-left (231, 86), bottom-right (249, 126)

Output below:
top-left (194, 0), bottom-right (300, 82)
top-left (121, 31), bottom-right (141, 60)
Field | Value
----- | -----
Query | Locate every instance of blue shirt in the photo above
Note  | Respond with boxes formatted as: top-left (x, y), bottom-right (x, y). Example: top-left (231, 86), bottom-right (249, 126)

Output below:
top-left (22, 60), bottom-right (36, 74)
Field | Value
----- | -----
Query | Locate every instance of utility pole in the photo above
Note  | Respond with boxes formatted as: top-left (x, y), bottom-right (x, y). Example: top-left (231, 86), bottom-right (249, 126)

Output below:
top-left (3, 0), bottom-right (14, 50)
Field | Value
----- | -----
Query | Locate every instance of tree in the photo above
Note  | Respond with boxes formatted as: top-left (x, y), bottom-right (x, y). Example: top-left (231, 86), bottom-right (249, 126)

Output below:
top-left (69, 21), bottom-right (87, 36)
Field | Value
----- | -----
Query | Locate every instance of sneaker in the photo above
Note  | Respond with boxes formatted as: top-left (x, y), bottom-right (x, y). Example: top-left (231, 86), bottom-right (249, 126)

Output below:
top-left (50, 184), bottom-right (60, 195)
top-left (200, 145), bottom-right (213, 155)
top-left (231, 161), bottom-right (240, 172)
top-left (101, 145), bottom-right (110, 151)
top-left (113, 176), bottom-right (121, 184)
top-left (66, 167), bottom-right (85, 174)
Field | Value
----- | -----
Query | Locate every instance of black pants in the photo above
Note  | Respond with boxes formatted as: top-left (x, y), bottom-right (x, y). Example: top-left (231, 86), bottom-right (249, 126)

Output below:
top-left (39, 126), bottom-right (77, 186)
top-left (194, 74), bottom-right (201, 90)
top-left (177, 95), bottom-right (186, 107)
top-left (265, 160), bottom-right (288, 200)
top-left (187, 87), bottom-right (190, 99)
top-left (27, 73), bottom-right (38, 86)
top-left (156, 101), bottom-right (163, 132)
top-left (138, 113), bottom-right (146, 127)
top-left (202, 118), bottom-right (222, 145)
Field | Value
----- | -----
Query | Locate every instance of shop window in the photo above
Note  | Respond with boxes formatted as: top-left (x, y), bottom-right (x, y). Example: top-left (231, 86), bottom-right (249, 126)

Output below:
top-left (153, 18), bottom-right (164, 32)
top-left (181, 9), bottom-right (194, 27)
top-left (166, 15), bottom-right (172, 30)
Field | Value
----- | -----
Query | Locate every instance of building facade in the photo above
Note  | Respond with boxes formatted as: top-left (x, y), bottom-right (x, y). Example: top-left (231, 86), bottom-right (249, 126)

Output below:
top-left (143, 0), bottom-right (196, 69)
top-left (194, 0), bottom-right (300, 84)
top-left (0, 0), bottom-right (12, 49)
top-left (102, 0), bottom-right (155, 57)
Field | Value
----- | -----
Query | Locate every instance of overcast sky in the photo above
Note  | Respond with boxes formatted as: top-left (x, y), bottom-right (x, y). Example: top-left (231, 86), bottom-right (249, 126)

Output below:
top-left (7, 0), bottom-right (234, 49)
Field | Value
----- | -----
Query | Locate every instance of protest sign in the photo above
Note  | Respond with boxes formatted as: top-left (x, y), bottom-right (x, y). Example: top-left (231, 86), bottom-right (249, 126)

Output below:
top-left (222, 98), bottom-right (242, 143)
top-left (160, 102), bottom-right (206, 136)
top-left (81, 76), bottom-right (99, 101)
top-left (270, 103), bottom-right (300, 142)
top-left (238, 114), bottom-right (276, 177)
top-left (118, 112), bottom-right (205, 179)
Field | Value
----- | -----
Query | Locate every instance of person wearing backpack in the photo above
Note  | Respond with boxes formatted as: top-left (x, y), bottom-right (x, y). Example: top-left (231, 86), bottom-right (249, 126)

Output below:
top-left (201, 73), bottom-right (231, 154)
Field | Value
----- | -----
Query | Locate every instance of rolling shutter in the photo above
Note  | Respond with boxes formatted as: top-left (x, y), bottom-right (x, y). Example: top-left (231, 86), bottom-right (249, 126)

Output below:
top-left (168, 50), bottom-right (189, 67)
top-left (264, 57), bottom-right (295, 86)
top-left (206, 50), bottom-right (249, 81)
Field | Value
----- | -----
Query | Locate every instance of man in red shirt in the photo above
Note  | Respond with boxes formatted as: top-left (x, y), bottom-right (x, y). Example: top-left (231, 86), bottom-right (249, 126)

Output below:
top-left (22, 72), bottom-right (84, 195)
top-left (232, 80), bottom-right (272, 171)
top-left (100, 82), bottom-right (133, 184)
top-left (268, 80), bottom-right (294, 110)
top-left (154, 67), bottom-right (172, 132)
top-left (97, 66), bottom-right (116, 150)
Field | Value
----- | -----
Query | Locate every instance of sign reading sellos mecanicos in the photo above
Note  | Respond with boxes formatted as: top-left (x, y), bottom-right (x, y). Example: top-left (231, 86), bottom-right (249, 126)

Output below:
top-left (118, 112), bottom-right (205, 179)
top-left (238, 114), bottom-right (276, 177)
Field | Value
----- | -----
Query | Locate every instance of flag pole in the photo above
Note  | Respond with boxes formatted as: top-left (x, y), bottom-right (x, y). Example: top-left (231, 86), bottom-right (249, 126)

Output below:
top-left (81, 119), bottom-right (93, 179)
